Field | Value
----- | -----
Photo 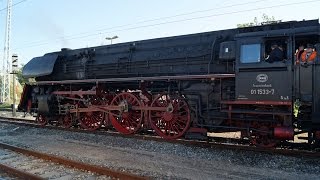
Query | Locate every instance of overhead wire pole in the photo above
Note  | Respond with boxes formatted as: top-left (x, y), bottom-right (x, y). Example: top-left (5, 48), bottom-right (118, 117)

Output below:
top-left (1, 0), bottom-right (13, 103)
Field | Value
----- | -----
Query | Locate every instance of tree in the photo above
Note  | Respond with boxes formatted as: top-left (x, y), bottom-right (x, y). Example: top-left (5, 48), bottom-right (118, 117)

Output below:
top-left (16, 64), bottom-right (28, 86)
top-left (237, 13), bottom-right (278, 28)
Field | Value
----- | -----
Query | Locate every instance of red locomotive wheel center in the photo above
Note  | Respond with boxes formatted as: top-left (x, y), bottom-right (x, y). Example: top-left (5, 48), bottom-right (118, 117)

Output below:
top-left (162, 112), bottom-right (174, 122)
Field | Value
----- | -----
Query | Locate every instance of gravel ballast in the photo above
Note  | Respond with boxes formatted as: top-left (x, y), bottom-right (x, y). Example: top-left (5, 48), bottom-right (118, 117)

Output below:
top-left (0, 122), bottom-right (319, 179)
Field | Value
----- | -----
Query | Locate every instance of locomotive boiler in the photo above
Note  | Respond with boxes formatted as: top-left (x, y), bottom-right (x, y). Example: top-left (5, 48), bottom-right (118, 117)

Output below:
top-left (19, 19), bottom-right (320, 147)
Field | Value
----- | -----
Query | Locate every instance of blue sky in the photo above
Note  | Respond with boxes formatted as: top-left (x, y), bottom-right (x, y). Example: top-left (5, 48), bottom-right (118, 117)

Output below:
top-left (0, 0), bottom-right (319, 64)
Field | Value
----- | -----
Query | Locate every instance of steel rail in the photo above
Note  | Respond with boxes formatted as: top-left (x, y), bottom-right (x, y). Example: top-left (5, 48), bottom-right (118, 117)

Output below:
top-left (0, 163), bottom-right (44, 180)
top-left (0, 142), bottom-right (147, 180)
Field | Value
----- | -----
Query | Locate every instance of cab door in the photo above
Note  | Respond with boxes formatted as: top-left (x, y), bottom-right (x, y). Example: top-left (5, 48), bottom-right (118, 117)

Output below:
top-left (296, 43), bottom-right (320, 124)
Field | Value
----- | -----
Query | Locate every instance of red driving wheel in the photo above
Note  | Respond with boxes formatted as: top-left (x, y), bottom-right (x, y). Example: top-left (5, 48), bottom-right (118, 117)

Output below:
top-left (149, 94), bottom-right (191, 139)
top-left (109, 92), bottom-right (143, 134)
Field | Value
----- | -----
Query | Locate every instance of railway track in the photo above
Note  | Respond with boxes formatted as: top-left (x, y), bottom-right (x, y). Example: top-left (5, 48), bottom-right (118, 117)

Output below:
top-left (0, 141), bottom-right (146, 179)
top-left (0, 116), bottom-right (319, 160)
top-left (0, 162), bottom-right (43, 180)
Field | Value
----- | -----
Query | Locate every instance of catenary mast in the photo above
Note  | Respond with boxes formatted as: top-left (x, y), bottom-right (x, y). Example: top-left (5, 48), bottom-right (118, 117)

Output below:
top-left (1, 0), bottom-right (12, 103)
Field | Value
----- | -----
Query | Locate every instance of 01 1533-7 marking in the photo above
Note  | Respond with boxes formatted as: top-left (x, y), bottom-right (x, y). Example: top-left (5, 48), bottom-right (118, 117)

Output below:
top-left (250, 88), bottom-right (275, 95)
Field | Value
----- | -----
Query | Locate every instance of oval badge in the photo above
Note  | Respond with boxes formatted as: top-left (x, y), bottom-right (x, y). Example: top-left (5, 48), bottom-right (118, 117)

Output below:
top-left (256, 74), bottom-right (268, 83)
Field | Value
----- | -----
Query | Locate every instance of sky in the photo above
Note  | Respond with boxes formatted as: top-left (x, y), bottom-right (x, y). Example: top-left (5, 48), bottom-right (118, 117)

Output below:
top-left (0, 0), bottom-right (319, 65)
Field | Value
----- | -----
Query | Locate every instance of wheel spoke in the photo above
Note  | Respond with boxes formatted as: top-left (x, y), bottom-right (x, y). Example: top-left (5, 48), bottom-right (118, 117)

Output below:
top-left (61, 114), bottom-right (73, 128)
top-left (80, 112), bottom-right (103, 131)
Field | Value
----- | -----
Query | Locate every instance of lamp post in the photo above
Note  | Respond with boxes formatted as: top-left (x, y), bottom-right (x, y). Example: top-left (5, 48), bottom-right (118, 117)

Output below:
top-left (105, 36), bottom-right (118, 45)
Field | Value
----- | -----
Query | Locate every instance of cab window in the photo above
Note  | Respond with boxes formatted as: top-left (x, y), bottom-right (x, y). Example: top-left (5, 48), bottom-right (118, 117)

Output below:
top-left (240, 44), bottom-right (261, 63)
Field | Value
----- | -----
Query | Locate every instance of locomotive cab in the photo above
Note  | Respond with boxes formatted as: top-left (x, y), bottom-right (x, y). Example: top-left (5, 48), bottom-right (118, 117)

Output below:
top-left (229, 21), bottom-right (320, 144)
top-left (220, 29), bottom-right (296, 143)
top-left (234, 35), bottom-right (292, 103)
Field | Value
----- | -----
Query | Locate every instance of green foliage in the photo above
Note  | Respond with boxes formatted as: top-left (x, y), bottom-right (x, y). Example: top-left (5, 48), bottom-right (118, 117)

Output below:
top-left (0, 103), bottom-right (11, 109)
top-left (0, 65), bottom-right (25, 104)
top-left (294, 100), bottom-right (301, 118)
top-left (17, 64), bottom-right (28, 86)
top-left (237, 13), bottom-right (278, 28)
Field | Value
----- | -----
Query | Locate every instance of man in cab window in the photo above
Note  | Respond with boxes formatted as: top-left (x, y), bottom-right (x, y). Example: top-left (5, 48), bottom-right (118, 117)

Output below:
top-left (265, 42), bottom-right (284, 63)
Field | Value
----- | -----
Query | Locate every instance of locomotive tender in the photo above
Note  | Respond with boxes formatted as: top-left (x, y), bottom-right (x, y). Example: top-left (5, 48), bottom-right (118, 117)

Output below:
top-left (19, 19), bottom-right (320, 147)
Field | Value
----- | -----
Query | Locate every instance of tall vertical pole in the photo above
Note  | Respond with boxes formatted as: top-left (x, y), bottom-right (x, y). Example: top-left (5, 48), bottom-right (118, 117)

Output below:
top-left (1, 0), bottom-right (12, 103)
top-left (12, 54), bottom-right (18, 117)
top-left (12, 72), bottom-right (15, 116)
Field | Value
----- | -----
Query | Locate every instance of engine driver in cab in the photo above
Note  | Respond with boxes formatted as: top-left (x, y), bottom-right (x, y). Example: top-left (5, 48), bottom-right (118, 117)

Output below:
top-left (265, 42), bottom-right (284, 63)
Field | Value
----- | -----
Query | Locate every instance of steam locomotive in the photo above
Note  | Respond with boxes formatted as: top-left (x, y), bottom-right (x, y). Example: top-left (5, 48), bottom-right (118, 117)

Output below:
top-left (19, 19), bottom-right (320, 147)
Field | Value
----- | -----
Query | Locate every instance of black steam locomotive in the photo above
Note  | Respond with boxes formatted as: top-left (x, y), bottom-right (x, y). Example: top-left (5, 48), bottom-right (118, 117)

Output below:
top-left (19, 19), bottom-right (320, 147)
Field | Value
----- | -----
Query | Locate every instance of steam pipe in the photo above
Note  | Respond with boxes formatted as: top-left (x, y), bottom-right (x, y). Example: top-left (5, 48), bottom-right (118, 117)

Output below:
top-left (208, 38), bottom-right (217, 74)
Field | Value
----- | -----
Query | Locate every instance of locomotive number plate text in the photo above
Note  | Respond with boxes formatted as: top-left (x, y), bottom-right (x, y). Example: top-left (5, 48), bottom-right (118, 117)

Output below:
top-left (250, 88), bottom-right (275, 95)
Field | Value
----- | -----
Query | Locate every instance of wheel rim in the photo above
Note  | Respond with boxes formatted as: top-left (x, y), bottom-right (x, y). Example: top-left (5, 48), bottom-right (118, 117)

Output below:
top-left (79, 111), bottom-right (104, 131)
top-left (109, 92), bottom-right (143, 134)
top-left (61, 114), bottom-right (73, 128)
top-left (37, 114), bottom-right (47, 126)
top-left (149, 94), bottom-right (191, 139)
